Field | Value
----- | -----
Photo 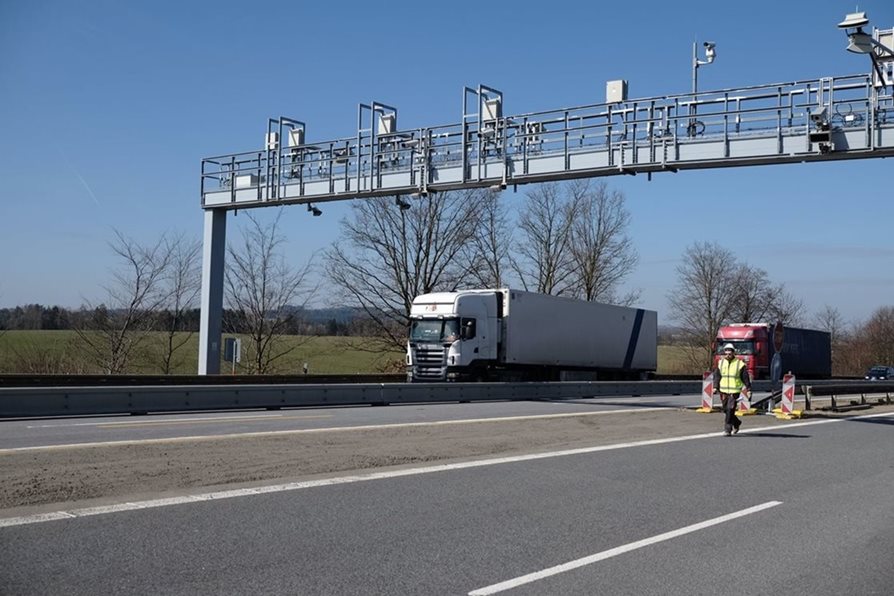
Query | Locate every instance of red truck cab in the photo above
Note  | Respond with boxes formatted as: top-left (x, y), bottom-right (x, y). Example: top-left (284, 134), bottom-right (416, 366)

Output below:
top-left (713, 322), bottom-right (782, 380)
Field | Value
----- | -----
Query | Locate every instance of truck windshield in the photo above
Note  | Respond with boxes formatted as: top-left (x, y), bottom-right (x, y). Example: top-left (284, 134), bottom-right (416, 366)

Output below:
top-left (410, 319), bottom-right (460, 343)
top-left (715, 341), bottom-right (755, 355)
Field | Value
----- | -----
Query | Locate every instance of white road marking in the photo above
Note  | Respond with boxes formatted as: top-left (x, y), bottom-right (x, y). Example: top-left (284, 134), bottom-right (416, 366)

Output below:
top-left (467, 501), bottom-right (784, 595)
top-left (0, 411), bottom-right (889, 529)
top-left (2, 407), bottom-right (669, 453)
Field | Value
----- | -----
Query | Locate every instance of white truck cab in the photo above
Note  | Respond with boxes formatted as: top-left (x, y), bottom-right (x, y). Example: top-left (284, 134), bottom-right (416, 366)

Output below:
top-left (406, 290), bottom-right (500, 381)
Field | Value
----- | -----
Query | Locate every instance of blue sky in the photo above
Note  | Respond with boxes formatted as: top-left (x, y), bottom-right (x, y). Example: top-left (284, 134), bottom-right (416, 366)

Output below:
top-left (1, 0), bottom-right (892, 325)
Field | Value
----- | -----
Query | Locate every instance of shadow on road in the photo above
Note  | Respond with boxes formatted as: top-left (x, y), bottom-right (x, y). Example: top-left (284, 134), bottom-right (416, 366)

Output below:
top-left (736, 432), bottom-right (811, 439)
top-left (535, 399), bottom-right (683, 408)
top-left (844, 416), bottom-right (894, 427)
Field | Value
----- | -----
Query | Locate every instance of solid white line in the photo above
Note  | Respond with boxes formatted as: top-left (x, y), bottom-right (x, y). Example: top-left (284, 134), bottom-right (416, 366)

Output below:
top-left (1, 408), bottom-right (669, 453)
top-left (1, 411), bottom-right (889, 529)
top-left (467, 501), bottom-right (783, 595)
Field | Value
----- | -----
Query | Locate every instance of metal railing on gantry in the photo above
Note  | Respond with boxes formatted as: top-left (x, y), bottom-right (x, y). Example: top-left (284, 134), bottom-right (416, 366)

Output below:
top-left (201, 74), bottom-right (894, 211)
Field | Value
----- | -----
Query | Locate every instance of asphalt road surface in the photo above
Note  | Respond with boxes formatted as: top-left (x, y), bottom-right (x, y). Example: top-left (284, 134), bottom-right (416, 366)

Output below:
top-left (1, 399), bottom-right (892, 595)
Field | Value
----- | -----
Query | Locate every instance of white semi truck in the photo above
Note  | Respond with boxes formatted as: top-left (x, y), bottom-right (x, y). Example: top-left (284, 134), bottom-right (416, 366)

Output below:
top-left (406, 289), bottom-right (657, 382)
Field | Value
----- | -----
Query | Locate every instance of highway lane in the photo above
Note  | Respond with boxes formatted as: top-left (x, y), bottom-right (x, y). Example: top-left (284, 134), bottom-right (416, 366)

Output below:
top-left (0, 393), bottom-right (699, 449)
top-left (1, 411), bottom-right (892, 594)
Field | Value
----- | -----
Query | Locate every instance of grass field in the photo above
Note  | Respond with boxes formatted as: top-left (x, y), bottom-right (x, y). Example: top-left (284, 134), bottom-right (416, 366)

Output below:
top-left (0, 331), bottom-right (405, 375)
top-left (658, 344), bottom-right (707, 375)
top-left (0, 330), bottom-right (702, 375)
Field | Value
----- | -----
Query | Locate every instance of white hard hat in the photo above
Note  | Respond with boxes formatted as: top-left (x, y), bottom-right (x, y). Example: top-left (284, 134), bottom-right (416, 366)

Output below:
top-left (722, 343), bottom-right (735, 351)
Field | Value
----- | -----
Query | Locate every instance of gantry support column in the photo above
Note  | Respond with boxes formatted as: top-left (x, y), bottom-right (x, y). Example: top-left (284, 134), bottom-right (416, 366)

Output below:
top-left (198, 208), bottom-right (227, 375)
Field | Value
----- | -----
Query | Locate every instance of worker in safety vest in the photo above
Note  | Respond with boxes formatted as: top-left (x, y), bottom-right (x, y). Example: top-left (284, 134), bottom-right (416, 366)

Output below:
top-left (712, 343), bottom-right (752, 436)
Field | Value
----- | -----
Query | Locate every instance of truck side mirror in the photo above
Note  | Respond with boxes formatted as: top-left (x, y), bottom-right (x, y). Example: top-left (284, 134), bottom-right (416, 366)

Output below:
top-left (460, 319), bottom-right (476, 340)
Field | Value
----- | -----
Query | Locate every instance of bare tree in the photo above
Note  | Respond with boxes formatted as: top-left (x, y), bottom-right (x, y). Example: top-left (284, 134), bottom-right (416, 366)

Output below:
top-left (728, 264), bottom-right (775, 322)
top-left (462, 191), bottom-right (515, 288)
top-left (225, 210), bottom-right (317, 374)
top-left (666, 242), bottom-right (739, 370)
top-left (812, 304), bottom-right (846, 341)
top-left (75, 230), bottom-right (171, 374)
top-left (513, 182), bottom-right (578, 295)
top-left (728, 264), bottom-right (804, 325)
top-left (766, 288), bottom-right (805, 326)
top-left (155, 233), bottom-right (201, 374)
top-left (861, 305), bottom-right (894, 366)
top-left (811, 304), bottom-right (849, 376)
top-left (326, 190), bottom-right (484, 349)
top-left (832, 307), bottom-right (894, 376)
top-left (668, 240), bottom-right (809, 373)
top-left (566, 180), bottom-right (639, 304)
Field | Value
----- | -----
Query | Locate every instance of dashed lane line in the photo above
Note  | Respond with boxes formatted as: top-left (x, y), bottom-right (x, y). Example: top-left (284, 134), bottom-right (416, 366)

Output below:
top-left (468, 501), bottom-right (784, 595)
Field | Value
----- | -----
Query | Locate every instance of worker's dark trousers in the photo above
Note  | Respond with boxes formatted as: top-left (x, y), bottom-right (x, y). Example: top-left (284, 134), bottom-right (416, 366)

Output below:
top-left (720, 393), bottom-right (741, 434)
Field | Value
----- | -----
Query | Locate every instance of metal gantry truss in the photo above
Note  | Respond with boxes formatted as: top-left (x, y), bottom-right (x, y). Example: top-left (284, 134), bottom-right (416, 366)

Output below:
top-left (202, 73), bottom-right (894, 212)
top-left (198, 71), bottom-right (894, 373)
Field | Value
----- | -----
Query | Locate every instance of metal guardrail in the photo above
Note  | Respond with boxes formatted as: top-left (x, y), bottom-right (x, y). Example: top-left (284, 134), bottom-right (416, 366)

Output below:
top-left (805, 382), bottom-right (894, 411)
top-left (0, 379), bottom-right (725, 418)
top-left (748, 380), bottom-right (894, 412)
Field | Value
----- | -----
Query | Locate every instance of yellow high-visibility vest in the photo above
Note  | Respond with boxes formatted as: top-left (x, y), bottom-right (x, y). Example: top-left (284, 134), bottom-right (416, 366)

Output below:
top-left (719, 357), bottom-right (746, 393)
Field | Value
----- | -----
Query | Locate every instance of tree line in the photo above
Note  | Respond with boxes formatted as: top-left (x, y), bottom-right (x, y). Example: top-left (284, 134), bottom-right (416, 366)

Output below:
top-left (0, 305), bottom-right (359, 335)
